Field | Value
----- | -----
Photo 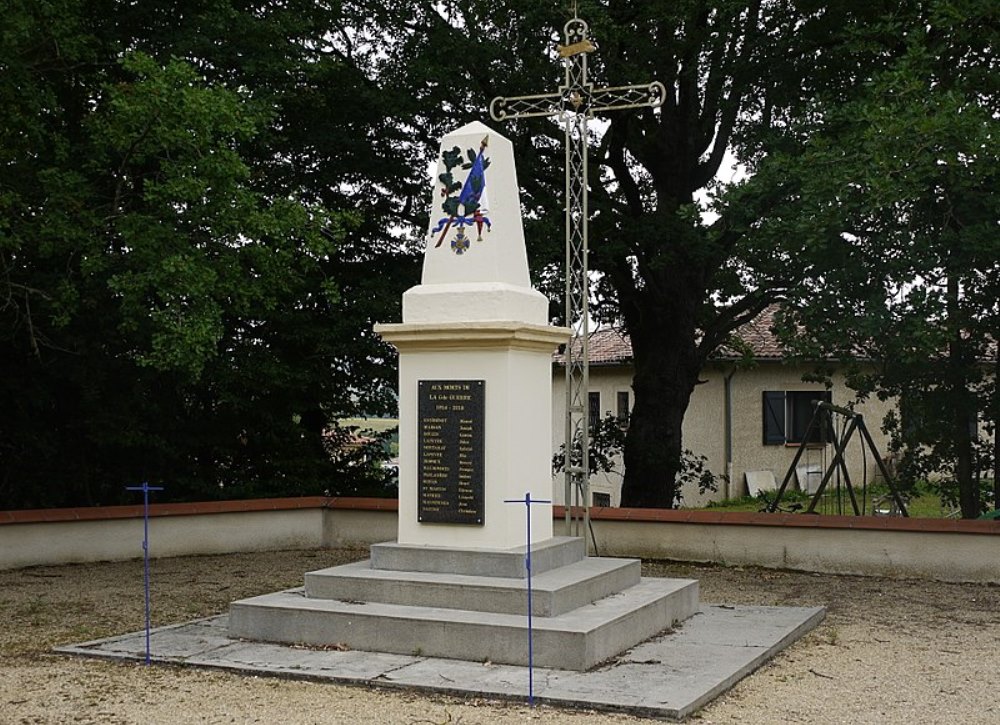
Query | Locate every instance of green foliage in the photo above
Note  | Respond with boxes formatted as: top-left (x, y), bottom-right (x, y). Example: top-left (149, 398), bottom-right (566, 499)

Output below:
top-left (441, 148), bottom-right (463, 171)
top-left (706, 489), bottom-right (810, 513)
top-left (926, 477), bottom-right (995, 517)
top-left (342, 0), bottom-right (908, 507)
top-left (704, 482), bottom-right (964, 519)
top-left (762, 0), bottom-right (1000, 517)
top-left (0, 1), bottom-right (414, 508)
top-left (4, 0), bottom-right (994, 515)
top-left (321, 424), bottom-right (399, 498)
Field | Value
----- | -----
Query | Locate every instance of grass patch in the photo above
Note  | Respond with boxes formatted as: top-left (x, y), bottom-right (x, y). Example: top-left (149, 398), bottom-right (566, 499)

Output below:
top-left (698, 482), bottom-right (959, 518)
top-left (338, 418), bottom-right (399, 457)
top-left (338, 417), bottom-right (398, 433)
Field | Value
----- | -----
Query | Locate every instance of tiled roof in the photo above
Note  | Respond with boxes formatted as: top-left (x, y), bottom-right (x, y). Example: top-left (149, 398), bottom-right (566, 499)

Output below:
top-left (552, 326), bottom-right (632, 366)
top-left (715, 304), bottom-right (786, 360)
top-left (553, 305), bottom-right (787, 366)
top-left (554, 306), bottom-right (996, 366)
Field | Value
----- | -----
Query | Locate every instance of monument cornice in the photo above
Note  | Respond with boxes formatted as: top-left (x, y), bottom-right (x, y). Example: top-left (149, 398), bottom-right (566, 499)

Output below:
top-left (374, 321), bottom-right (570, 353)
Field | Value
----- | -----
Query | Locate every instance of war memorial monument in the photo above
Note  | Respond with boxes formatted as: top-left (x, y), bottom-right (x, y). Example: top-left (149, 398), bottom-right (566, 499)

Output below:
top-left (55, 20), bottom-right (824, 715)
top-left (227, 120), bottom-right (703, 669)
top-left (59, 117), bottom-right (824, 719)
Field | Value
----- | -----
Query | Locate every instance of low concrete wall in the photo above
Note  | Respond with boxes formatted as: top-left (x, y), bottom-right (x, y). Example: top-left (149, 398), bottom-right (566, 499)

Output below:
top-left (321, 498), bottom-right (398, 549)
top-left (583, 508), bottom-right (1000, 583)
top-left (0, 499), bottom-right (328, 570)
top-left (2, 498), bottom-right (999, 583)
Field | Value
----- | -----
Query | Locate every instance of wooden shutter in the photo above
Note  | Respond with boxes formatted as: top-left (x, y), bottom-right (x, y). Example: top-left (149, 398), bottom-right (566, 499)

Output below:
top-left (588, 391), bottom-right (600, 433)
top-left (762, 391), bottom-right (786, 445)
top-left (616, 391), bottom-right (630, 422)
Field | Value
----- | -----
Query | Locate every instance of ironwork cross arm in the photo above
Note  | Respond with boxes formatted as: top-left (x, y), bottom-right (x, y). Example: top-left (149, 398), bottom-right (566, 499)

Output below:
top-left (490, 80), bottom-right (665, 121)
top-left (589, 82), bottom-right (667, 114)
top-left (490, 92), bottom-right (562, 121)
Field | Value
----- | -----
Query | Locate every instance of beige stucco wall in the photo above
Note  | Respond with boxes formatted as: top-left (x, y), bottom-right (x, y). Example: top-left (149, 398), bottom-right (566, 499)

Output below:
top-left (322, 508), bottom-right (397, 549)
top-left (551, 365), bottom-right (634, 507)
top-left (551, 360), bottom-right (897, 508)
top-left (3, 504), bottom-right (997, 584)
top-left (725, 361), bottom-right (895, 503)
top-left (0, 509), bottom-right (324, 570)
top-left (585, 518), bottom-right (1000, 583)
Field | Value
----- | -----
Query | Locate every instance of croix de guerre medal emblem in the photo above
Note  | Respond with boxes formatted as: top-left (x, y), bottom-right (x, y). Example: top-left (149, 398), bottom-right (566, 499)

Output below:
top-left (429, 135), bottom-right (492, 255)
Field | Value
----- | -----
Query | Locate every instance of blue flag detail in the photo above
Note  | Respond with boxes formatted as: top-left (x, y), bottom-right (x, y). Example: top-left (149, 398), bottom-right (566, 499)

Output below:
top-left (458, 145), bottom-right (487, 212)
top-left (433, 136), bottom-right (492, 249)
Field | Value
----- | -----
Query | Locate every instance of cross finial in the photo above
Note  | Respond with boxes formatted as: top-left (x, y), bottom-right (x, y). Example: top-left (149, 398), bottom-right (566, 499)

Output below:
top-left (558, 16), bottom-right (595, 58)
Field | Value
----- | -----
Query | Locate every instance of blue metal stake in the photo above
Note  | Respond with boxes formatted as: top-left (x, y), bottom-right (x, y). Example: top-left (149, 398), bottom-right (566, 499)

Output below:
top-left (504, 491), bottom-right (551, 707)
top-left (125, 481), bottom-right (164, 665)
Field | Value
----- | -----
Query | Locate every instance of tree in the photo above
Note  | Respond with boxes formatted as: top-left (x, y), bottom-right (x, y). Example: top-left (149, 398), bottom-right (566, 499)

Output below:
top-left (762, 0), bottom-right (1000, 517)
top-left (0, 1), bottom-right (414, 507)
top-left (342, 0), bottom-right (922, 507)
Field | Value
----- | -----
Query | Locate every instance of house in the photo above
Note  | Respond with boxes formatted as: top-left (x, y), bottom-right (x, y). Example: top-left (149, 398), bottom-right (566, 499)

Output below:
top-left (550, 307), bottom-right (896, 508)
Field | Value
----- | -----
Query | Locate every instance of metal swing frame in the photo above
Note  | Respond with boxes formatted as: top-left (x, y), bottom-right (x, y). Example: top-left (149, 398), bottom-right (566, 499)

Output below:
top-left (766, 401), bottom-right (909, 517)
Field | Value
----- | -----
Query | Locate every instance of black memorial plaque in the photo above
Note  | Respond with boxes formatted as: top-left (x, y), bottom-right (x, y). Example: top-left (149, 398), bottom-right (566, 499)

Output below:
top-left (417, 380), bottom-right (485, 524)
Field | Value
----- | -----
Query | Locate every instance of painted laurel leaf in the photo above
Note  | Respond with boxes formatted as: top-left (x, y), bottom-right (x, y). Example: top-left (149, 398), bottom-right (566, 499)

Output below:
top-left (442, 147), bottom-right (462, 169)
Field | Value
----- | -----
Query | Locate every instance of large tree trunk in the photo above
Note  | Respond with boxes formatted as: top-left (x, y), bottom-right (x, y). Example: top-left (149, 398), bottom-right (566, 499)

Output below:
top-left (619, 295), bottom-right (702, 508)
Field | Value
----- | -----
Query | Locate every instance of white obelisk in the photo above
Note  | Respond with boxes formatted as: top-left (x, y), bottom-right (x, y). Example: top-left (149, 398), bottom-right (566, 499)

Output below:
top-left (376, 121), bottom-right (569, 549)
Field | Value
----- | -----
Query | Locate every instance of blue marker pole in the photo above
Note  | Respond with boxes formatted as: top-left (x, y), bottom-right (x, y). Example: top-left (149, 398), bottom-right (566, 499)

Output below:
top-left (503, 491), bottom-right (551, 707)
top-left (125, 481), bottom-right (164, 665)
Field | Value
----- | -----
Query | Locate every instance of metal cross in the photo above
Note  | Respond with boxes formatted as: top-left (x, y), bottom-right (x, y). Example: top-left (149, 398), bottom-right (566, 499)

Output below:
top-left (491, 16), bottom-right (664, 540)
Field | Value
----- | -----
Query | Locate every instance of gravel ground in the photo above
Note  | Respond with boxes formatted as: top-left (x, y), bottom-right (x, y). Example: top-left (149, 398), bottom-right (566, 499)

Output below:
top-left (2, 548), bottom-right (999, 724)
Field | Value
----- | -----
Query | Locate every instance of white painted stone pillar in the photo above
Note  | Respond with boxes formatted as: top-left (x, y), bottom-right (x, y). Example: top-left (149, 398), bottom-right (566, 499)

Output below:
top-left (376, 121), bottom-right (569, 550)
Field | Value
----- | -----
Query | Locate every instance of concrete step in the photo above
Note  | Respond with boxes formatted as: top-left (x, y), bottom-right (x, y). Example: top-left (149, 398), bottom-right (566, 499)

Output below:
top-left (304, 556), bottom-right (641, 616)
top-left (229, 577), bottom-right (699, 671)
top-left (369, 536), bottom-right (585, 578)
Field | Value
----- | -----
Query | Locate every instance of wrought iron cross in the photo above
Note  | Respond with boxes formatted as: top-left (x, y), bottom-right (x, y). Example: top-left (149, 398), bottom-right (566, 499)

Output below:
top-left (490, 16), bottom-right (664, 539)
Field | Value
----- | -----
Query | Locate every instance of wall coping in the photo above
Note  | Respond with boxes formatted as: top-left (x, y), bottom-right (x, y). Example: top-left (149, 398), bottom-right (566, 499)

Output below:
top-left (0, 496), bottom-right (396, 525)
top-left (579, 505), bottom-right (1000, 534)
top-left (2, 497), bottom-right (998, 534)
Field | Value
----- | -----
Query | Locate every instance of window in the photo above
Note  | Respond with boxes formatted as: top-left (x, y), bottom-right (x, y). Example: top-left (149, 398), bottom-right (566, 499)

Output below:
top-left (593, 492), bottom-right (611, 507)
top-left (616, 391), bottom-right (630, 423)
top-left (588, 391), bottom-right (601, 433)
top-left (762, 390), bottom-right (832, 445)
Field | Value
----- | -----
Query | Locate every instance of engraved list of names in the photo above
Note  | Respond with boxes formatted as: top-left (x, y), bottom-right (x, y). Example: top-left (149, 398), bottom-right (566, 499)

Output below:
top-left (417, 380), bottom-right (485, 524)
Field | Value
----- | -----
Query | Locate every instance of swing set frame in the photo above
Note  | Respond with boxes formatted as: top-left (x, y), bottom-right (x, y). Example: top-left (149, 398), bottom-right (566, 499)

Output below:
top-left (765, 400), bottom-right (909, 517)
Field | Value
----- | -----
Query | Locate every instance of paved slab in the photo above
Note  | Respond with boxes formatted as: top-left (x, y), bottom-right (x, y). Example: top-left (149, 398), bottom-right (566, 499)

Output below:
top-left (55, 604), bottom-right (824, 720)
